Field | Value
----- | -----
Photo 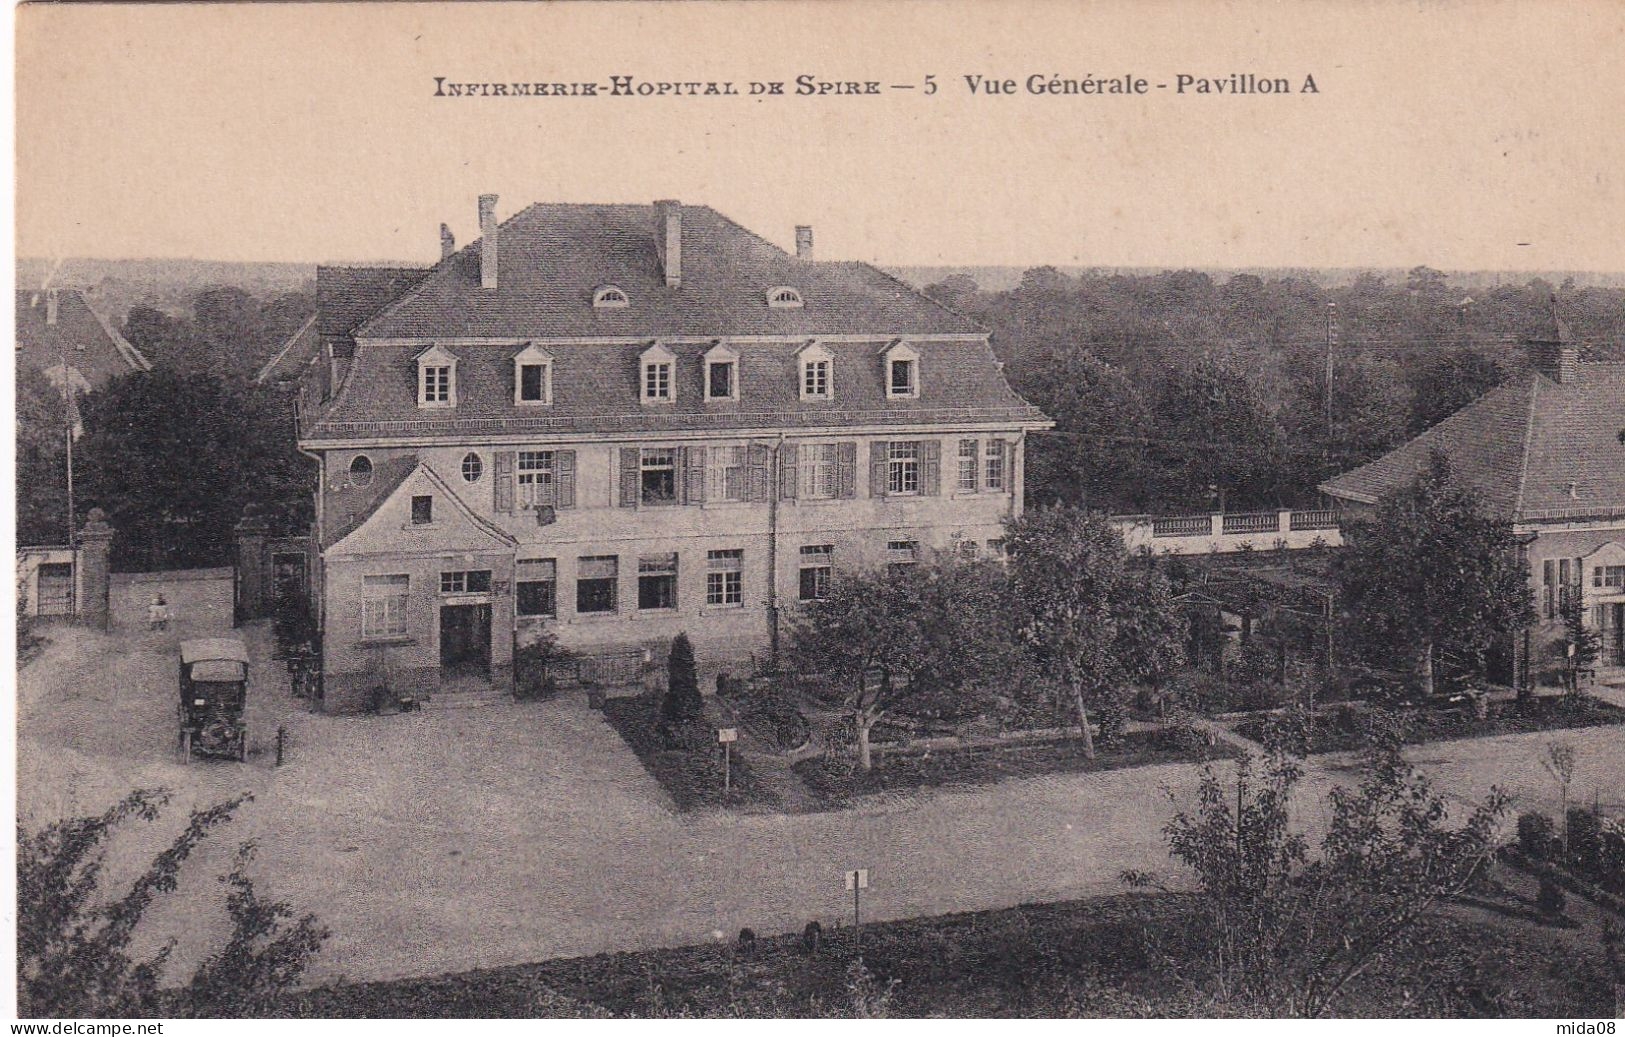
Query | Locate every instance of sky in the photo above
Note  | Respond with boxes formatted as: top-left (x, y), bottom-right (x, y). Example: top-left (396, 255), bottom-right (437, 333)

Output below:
top-left (14, 0), bottom-right (1625, 273)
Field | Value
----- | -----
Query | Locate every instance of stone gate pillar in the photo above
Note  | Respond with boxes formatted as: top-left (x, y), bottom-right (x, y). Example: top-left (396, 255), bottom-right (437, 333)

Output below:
top-left (77, 508), bottom-right (113, 631)
top-left (235, 508), bottom-right (271, 620)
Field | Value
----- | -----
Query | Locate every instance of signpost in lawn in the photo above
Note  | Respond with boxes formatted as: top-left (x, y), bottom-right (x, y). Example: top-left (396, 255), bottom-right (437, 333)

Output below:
top-left (845, 868), bottom-right (869, 930)
top-left (718, 727), bottom-right (738, 794)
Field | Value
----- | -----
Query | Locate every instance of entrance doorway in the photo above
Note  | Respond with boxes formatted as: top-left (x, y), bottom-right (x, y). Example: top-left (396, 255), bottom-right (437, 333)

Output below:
top-left (35, 563), bottom-right (75, 616)
top-left (439, 603), bottom-right (492, 680)
top-left (1602, 603), bottom-right (1625, 667)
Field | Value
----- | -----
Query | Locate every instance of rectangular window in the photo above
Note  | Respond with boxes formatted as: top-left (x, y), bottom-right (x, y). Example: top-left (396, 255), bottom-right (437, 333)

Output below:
top-left (411, 495), bottom-right (433, 525)
top-left (516, 558), bottom-right (556, 617)
top-left (889, 358), bottom-right (916, 396)
top-left (440, 570), bottom-right (492, 594)
top-left (1600, 565), bottom-right (1625, 589)
top-left (638, 553), bottom-right (679, 611)
top-left (361, 574), bottom-right (409, 638)
top-left (421, 365), bottom-right (451, 404)
top-left (707, 445), bottom-right (747, 502)
top-left (800, 442), bottom-right (840, 499)
top-left (640, 448), bottom-right (678, 505)
top-left (644, 362), bottom-right (672, 401)
top-left (803, 359), bottom-right (830, 398)
top-left (706, 549), bottom-right (744, 606)
top-left (576, 555), bottom-right (619, 614)
top-left (887, 539), bottom-right (919, 576)
top-left (798, 544), bottom-right (833, 601)
top-left (957, 439), bottom-right (979, 492)
top-left (985, 440), bottom-right (1007, 491)
top-left (887, 441), bottom-right (921, 495)
top-left (517, 450), bottom-right (555, 510)
top-left (518, 363), bottom-right (547, 403)
top-left (1544, 559), bottom-right (1557, 619)
top-left (707, 361), bottom-right (735, 399)
top-left (959, 540), bottom-right (980, 560)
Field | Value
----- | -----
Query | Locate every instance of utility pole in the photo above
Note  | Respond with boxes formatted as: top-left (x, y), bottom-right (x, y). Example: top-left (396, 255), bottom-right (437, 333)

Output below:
top-left (57, 294), bottom-right (77, 549)
top-left (1324, 302), bottom-right (1338, 443)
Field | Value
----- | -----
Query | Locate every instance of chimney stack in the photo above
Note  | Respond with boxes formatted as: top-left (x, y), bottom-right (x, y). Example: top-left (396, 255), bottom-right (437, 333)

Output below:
top-left (795, 225), bottom-right (814, 260)
top-left (654, 200), bottom-right (682, 288)
top-left (1527, 293), bottom-right (1579, 384)
top-left (478, 194), bottom-right (499, 290)
top-left (440, 223), bottom-right (456, 262)
top-left (45, 289), bottom-right (59, 326)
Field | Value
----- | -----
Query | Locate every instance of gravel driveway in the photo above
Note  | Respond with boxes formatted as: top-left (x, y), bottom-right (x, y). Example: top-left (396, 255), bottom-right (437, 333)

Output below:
top-left (17, 623), bottom-right (1625, 986)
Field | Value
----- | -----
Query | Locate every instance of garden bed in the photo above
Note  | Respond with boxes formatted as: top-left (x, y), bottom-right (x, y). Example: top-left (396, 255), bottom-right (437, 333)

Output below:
top-left (1233, 694), bottom-right (1625, 754)
top-left (599, 694), bottom-right (778, 812)
top-left (791, 726), bottom-right (1238, 807)
top-left (279, 888), bottom-right (1617, 1018)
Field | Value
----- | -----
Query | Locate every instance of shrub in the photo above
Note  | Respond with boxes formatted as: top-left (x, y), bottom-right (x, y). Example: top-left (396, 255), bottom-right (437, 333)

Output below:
top-left (515, 628), bottom-right (573, 701)
top-left (1568, 808), bottom-right (1602, 871)
top-left (272, 594), bottom-right (316, 653)
top-left (1537, 876), bottom-right (1567, 917)
top-left (661, 633), bottom-right (702, 726)
top-left (1518, 811), bottom-right (1555, 860)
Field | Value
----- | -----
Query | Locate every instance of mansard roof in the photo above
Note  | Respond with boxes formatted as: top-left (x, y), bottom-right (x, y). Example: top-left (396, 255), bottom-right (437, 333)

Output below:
top-left (1320, 361), bottom-right (1625, 523)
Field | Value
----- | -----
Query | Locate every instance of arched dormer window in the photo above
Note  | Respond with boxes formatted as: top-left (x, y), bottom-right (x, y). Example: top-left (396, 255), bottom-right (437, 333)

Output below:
top-left (593, 285), bottom-right (630, 309)
top-left (416, 344), bottom-right (457, 408)
top-left (513, 342), bottom-right (554, 406)
top-left (883, 340), bottom-right (920, 400)
top-left (766, 286), bottom-right (804, 309)
top-left (798, 341), bottom-right (833, 401)
top-left (703, 341), bottom-right (739, 402)
top-left (640, 342), bottom-right (677, 404)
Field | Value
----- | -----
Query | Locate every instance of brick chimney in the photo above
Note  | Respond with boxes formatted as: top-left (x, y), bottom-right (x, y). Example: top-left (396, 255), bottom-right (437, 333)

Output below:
top-left (654, 200), bottom-right (682, 288)
top-left (478, 194), bottom-right (499, 290)
top-left (440, 223), bottom-right (456, 262)
top-left (1527, 293), bottom-right (1579, 384)
top-left (45, 289), bottom-right (59, 326)
top-left (795, 225), bottom-right (814, 260)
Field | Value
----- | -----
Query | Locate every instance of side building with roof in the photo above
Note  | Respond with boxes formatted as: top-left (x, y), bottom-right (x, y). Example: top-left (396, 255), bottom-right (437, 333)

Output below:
top-left (295, 196), bottom-right (1052, 711)
top-left (1321, 303), bottom-right (1625, 686)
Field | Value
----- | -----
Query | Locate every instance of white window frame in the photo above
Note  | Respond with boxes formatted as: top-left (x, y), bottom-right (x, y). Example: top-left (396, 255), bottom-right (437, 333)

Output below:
top-left (766, 286), bottom-right (805, 309)
top-left (517, 450), bottom-right (555, 510)
top-left (703, 342), bottom-right (739, 402)
top-left (361, 574), bottom-right (410, 639)
top-left (887, 441), bottom-right (921, 495)
top-left (985, 439), bottom-right (1008, 492)
top-left (513, 343), bottom-right (554, 406)
top-left (799, 442), bottom-right (840, 500)
top-left (708, 444), bottom-right (748, 502)
top-left (640, 342), bottom-right (676, 404)
top-left (957, 439), bottom-right (979, 492)
top-left (416, 344), bottom-right (458, 408)
top-left (706, 549), bottom-right (744, 607)
top-left (883, 341), bottom-right (921, 400)
top-left (798, 342), bottom-right (834, 401)
top-left (798, 544), bottom-right (833, 601)
top-left (593, 285), bottom-right (630, 309)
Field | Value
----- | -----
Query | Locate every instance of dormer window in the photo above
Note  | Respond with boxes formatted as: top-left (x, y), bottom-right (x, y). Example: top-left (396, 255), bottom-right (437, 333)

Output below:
top-left (416, 344), bottom-right (457, 408)
top-left (593, 285), bottom-right (630, 309)
top-left (798, 342), bottom-right (833, 401)
top-left (704, 342), bottom-right (739, 401)
top-left (513, 342), bottom-right (553, 406)
top-left (640, 342), bottom-right (676, 404)
top-left (884, 341), bottom-right (920, 399)
top-left (766, 286), bottom-right (804, 309)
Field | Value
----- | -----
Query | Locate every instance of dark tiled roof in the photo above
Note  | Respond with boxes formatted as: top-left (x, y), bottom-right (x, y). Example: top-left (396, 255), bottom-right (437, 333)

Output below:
top-left (306, 337), bottom-right (1046, 441)
top-left (256, 313), bottom-right (318, 384)
top-left (14, 289), bottom-right (149, 385)
top-left (322, 452), bottom-right (418, 549)
top-left (1321, 362), bottom-right (1625, 522)
top-left (317, 266), bottom-right (432, 337)
top-left (353, 203), bottom-right (986, 340)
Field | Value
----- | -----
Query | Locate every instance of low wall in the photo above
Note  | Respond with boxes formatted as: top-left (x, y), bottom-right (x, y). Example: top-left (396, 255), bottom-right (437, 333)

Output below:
top-left (108, 567), bottom-right (235, 633)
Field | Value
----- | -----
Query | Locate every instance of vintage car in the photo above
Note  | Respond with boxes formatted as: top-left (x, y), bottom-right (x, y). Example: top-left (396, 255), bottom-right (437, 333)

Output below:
top-left (178, 637), bottom-right (249, 762)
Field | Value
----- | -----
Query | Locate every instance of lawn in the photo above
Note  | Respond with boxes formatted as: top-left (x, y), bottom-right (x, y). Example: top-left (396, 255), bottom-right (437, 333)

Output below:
top-left (1234, 694), bottom-right (1625, 755)
top-left (792, 727), bottom-right (1238, 808)
top-left (599, 693), bottom-right (779, 811)
top-left (278, 888), bottom-right (1619, 1018)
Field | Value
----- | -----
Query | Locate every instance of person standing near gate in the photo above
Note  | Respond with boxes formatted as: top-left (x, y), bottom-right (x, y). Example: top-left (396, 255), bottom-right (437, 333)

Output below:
top-left (148, 594), bottom-right (172, 632)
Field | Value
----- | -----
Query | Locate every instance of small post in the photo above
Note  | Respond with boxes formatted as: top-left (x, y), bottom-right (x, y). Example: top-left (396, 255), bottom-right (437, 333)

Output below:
top-left (275, 725), bottom-right (286, 767)
top-left (845, 868), bottom-right (869, 930)
top-left (718, 727), bottom-right (738, 797)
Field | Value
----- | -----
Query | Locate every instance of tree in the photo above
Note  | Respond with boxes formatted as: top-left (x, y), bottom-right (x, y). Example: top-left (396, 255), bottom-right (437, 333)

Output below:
top-left (1127, 720), bottom-right (1509, 1016)
top-left (1004, 506), bottom-right (1186, 758)
top-left (1009, 349), bottom-right (1155, 511)
top-left (661, 632), bottom-right (702, 727)
top-left (1559, 594), bottom-right (1602, 695)
top-left (76, 370), bottom-right (315, 570)
top-left (789, 555), bottom-right (1016, 770)
top-left (1404, 350), bottom-right (1506, 436)
top-left (17, 789), bottom-right (327, 1017)
top-left (1148, 354), bottom-right (1284, 511)
top-left (16, 363), bottom-right (73, 546)
top-left (1335, 453), bottom-right (1534, 697)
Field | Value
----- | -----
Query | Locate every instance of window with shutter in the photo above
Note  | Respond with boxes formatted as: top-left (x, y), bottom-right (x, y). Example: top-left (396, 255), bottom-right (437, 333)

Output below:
top-left (556, 450), bottom-right (576, 508)
top-left (779, 443), bottom-right (799, 500)
top-left (746, 443), bottom-right (771, 502)
top-left (618, 447), bottom-right (640, 507)
top-left (920, 440), bottom-right (941, 496)
top-left (869, 441), bottom-right (890, 498)
top-left (493, 451), bottom-right (515, 513)
top-left (837, 442), bottom-right (858, 498)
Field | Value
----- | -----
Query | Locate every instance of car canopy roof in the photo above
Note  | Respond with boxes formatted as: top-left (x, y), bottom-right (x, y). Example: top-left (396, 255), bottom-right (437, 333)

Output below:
top-left (180, 638), bottom-right (249, 665)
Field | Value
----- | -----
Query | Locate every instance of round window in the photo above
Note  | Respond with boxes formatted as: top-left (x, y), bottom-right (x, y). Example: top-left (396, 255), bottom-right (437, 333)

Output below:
top-left (349, 454), bottom-right (373, 488)
top-left (462, 452), bottom-right (483, 483)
